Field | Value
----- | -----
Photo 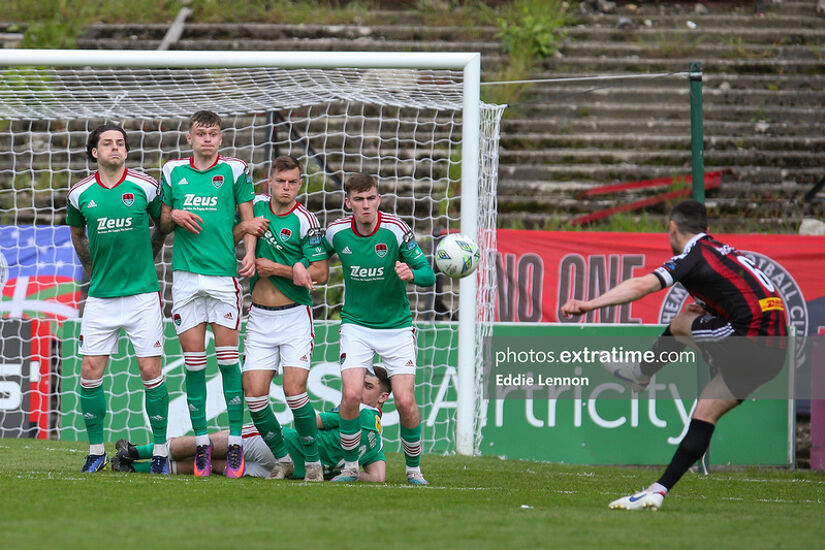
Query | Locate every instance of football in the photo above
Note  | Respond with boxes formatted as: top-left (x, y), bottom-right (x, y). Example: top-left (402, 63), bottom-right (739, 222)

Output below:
top-left (435, 233), bottom-right (481, 278)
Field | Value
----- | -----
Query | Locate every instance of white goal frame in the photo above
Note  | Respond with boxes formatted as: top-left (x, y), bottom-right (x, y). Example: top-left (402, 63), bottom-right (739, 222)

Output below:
top-left (0, 49), bottom-right (483, 456)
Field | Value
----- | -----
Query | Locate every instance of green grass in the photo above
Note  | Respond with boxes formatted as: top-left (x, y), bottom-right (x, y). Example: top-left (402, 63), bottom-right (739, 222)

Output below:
top-left (1, 439), bottom-right (822, 549)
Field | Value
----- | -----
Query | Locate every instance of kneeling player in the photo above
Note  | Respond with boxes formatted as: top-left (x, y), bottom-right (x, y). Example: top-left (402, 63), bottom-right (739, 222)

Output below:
top-left (112, 367), bottom-right (390, 482)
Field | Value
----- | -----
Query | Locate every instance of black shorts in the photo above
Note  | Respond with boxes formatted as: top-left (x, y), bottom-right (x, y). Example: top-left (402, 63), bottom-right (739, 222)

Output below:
top-left (691, 314), bottom-right (787, 399)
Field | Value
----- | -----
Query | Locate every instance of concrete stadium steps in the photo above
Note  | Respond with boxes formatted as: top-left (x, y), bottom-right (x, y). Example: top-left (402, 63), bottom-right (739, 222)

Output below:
top-left (7, 1), bottom-right (824, 230)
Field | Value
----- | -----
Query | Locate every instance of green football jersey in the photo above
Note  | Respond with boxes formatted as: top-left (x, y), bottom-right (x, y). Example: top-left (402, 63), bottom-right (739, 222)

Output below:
top-left (161, 156), bottom-right (254, 277)
top-left (282, 407), bottom-right (384, 478)
top-left (66, 169), bottom-right (162, 298)
top-left (325, 212), bottom-right (432, 329)
top-left (249, 195), bottom-right (327, 306)
top-left (315, 407), bottom-right (385, 474)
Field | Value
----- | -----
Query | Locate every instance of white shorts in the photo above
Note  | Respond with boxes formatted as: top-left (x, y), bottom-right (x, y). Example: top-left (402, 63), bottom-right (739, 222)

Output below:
top-left (339, 324), bottom-right (416, 377)
top-left (242, 304), bottom-right (313, 373)
top-left (242, 430), bottom-right (277, 478)
top-left (171, 271), bottom-right (242, 334)
top-left (80, 292), bottom-right (164, 357)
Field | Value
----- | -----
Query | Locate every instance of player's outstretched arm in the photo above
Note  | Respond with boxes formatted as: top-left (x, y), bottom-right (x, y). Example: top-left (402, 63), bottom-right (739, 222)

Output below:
top-left (359, 460), bottom-right (386, 483)
top-left (561, 273), bottom-right (661, 318)
top-left (69, 226), bottom-right (92, 276)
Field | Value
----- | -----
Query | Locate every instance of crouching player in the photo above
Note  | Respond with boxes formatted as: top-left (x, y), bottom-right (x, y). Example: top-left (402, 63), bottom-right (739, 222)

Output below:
top-left (112, 367), bottom-right (390, 482)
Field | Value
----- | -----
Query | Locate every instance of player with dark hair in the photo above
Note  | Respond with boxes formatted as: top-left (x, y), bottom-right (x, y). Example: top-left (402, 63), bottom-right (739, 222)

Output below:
top-left (324, 172), bottom-right (436, 484)
top-left (67, 124), bottom-right (169, 474)
top-left (233, 155), bottom-right (329, 481)
top-left (113, 368), bottom-right (391, 482)
top-left (158, 110), bottom-right (256, 478)
top-left (561, 199), bottom-right (788, 511)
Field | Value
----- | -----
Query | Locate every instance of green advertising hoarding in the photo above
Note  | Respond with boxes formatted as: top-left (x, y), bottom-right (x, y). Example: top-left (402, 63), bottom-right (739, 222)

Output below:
top-left (58, 320), bottom-right (460, 455)
top-left (59, 321), bottom-right (792, 465)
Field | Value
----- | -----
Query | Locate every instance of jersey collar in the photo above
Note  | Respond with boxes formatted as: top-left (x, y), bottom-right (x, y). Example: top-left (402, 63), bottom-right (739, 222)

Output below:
top-left (682, 232), bottom-right (707, 254)
top-left (95, 168), bottom-right (128, 189)
top-left (270, 201), bottom-right (299, 217)
top-left (351, 211), bottom-right (382, 238)
top-left (189, 155), bottom-right (219, 171)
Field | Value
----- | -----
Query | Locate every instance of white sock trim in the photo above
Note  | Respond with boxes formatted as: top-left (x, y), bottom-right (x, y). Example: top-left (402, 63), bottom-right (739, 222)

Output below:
top-left (246, 395), bottom-right (269, 412)
top-left (215, 346), bottom-right (239, 366)
top-left (286, 392), bottom-right (309, 409)
top-left (183, 352), bottom-right (208, 372)
top-left (80, 377), bottom-right (103, 389)
top-left (142, 375), bottom-right (164, 389)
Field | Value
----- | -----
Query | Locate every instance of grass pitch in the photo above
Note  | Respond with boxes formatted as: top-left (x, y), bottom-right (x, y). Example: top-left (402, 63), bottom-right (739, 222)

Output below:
top-left (1, 439), bottom-right (822, 550)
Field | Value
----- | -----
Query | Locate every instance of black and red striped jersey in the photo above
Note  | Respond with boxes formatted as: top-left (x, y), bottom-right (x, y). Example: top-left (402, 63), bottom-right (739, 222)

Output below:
top-left (652, 233), bottom-right (788, 337)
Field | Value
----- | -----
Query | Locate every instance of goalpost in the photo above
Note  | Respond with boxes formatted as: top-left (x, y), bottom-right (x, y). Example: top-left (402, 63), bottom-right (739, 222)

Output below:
top-left (0, 49), bottom-right (504, 456)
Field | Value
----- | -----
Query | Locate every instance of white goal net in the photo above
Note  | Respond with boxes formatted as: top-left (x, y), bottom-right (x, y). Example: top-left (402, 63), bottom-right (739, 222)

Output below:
top-left (0, 52), bottom-right (503, 457)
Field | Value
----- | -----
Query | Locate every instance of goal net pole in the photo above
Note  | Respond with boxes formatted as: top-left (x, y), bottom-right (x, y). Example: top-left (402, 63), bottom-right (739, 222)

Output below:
top-left (0, 49), bottom-right (487, 456)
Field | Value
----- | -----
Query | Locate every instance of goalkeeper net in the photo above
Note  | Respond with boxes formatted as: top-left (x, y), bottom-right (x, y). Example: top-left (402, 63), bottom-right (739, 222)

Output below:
top-left (0, 57), bottom-right (503, 456)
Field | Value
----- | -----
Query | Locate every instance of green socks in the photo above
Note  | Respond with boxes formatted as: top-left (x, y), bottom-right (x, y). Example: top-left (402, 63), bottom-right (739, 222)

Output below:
top-left (286, 393), bottom-right (319, 462)
top-left (400, 423), bottom-right (422, 468)
top-left (80, 377), bottom-right (106, 446)
top-left (246, 395), bottom-right (288, 459)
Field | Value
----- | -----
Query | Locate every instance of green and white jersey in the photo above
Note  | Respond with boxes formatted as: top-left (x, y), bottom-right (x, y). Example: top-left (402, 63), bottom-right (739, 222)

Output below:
top-left (161, 155), bottom-right (254, 277)
top-left (316, 407), bottom-right (385, 473)
top-left (249, 195), bottom-right (327, 306)
top-left (325, 212), bottom-right (430, 329)
top-left (66, 169), bottom-right (162, 298)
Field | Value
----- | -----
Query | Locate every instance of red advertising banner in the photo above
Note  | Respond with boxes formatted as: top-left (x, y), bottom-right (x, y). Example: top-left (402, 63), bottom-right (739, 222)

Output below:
top-left (496, 230), bottom-right (825, 341)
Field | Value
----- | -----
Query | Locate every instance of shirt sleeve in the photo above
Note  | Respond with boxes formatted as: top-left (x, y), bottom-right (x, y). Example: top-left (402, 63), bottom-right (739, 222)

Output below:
top-left (160, 171), bottom-right (173, 207)
top-left (399, 229), bottom-right (435, 287)
top-left (302, 226), bottom-right (328, 263)
top-left (65, 200), bottom-right (85, 227)
top-left (318, 412), bottom-right (339, 430)
top-left (147, 183), bottom-right (163, 220)
top-left (652, 247), bottom-right (700, 288)
top-left (234, 164), bottom-right (255, 204)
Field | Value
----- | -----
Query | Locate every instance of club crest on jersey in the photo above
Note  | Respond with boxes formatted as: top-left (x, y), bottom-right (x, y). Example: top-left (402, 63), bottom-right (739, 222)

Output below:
top-left (212, 175), bottom-right (224, 189)
top-left (173, 313), bottom-right (182, 327)
top-left (375, 243), bottom-right (388, 258)
top-left (121, 192), bottom-right (134, 207)
top-left (280, 228), bottom-right (292, 242)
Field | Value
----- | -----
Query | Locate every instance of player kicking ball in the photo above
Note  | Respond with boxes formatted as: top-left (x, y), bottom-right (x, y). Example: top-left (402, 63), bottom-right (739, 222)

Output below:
top-left (561, 200), bottom-right (788, 511)
top-left (233, 155), bottom-right (329, 482)
top-left (67, 125), bottom-right (170, 474)
top-left (113, 368), bottom-right (390, 481)
top-left (325, 173), bottom-right (435, 484)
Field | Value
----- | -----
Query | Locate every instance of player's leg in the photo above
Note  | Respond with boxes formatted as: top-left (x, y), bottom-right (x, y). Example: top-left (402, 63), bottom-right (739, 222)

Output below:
top-left (241, 306), bottom-right (293, 478)
top-left (206, 275), bottom-right (245, 477)
top-left (602, 309), bottom-right (701, 393)
top-left (213, 323), bottom-right (245, 477)
top-left (172, 272), bottom-right (214, 475)
top-left (333, 324), bottom-right (372, 482)
top-left (391, 374), bottom-right (428, 485)
top-left (243, 369), bottom-right (293, 479)
top-left (281, 306), bottom-right (321, 481)
top-left (79, 354), bottom-right (110, 472)
top-left (177, 321), bottom-right (213, 476)
top-left (283, 367), bottom-right (322, 481)
top-left (126, 292), bottom-right (170, 473)
top-left (610, 313), bottom-right (736, 510)
top-left (78, 296), bottom-right (120, 472)
top-left (381, 327), bottom-right (427, 485)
